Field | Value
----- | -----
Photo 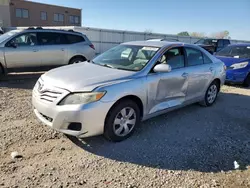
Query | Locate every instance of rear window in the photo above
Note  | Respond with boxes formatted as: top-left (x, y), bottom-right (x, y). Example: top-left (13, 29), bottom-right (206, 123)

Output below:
top-left (66, 34), bottom-right (85, 44)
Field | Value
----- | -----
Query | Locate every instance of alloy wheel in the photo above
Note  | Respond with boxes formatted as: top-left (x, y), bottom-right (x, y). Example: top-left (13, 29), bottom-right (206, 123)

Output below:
top-left (207, 84), bottom-right (218, 104)
top-left (113, 107), bottom-right (136, 137)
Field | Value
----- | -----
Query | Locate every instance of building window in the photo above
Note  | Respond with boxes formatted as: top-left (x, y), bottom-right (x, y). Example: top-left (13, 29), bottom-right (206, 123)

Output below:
top-left (69, 15), bottom-right (80, 25)
top-left (16, 8), bottom-right (29, 18)
top-left (54, 13), bottom-right (64, 22)
top-left (41, 11), bottom-right (47, 21)
top-left (59, 14), bottom-right (64, 22)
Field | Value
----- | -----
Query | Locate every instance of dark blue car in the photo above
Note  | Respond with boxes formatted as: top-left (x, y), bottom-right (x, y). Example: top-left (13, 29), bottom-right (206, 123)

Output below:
top-left (215, 44), bottom-right (250, 87)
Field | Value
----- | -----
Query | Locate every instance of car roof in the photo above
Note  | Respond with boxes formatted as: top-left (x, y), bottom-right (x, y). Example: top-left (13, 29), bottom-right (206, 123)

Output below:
top-left (229, 43), bottom-right (250, 46)
top-left (122, 41), bottom-right (206, 50)
top-left (122, 40), bottom-right (184, 48)
top-left (18, 28), bottom-right (84, 36)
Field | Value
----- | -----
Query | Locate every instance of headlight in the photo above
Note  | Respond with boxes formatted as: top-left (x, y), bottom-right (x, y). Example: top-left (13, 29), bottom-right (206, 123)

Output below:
top-left (59, 92), bottom-right (106, 105)
top-left (230, 61), bottom-right (249, 70)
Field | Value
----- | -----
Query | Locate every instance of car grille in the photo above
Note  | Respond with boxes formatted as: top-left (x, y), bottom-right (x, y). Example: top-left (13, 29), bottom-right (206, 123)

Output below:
top-left (39, 90), bottom-right (63, 103)
top-left (34, 79), bottom-right (68, 104)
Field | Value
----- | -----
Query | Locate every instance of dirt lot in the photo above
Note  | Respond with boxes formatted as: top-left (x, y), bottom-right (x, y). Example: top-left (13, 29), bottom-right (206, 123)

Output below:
top-left (0, 74), bottom-right (250, 188)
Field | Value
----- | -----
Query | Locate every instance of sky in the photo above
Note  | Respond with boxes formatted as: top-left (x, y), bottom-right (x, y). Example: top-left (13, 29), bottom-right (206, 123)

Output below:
top-left (29, 0), bottom-right (250, 40)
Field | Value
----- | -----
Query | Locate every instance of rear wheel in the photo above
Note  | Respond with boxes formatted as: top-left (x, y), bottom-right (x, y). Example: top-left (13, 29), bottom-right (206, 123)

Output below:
top-left (200, 81), bottom-right (219, 107)
top-left (243, 74), bottom-right (250, 87)
top-left (69, 57), bottom-right (86, 64)
top-left (104, 99), bottom-right (140, 142)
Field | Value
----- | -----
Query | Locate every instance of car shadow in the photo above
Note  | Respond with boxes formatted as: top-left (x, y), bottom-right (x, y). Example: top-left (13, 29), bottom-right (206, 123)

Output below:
top-left (67, 92), bottom-right (250, 173)
top-left (0, 72), bottom-right (42, 89)
top-left (225, 83), bottom-right (250, 89)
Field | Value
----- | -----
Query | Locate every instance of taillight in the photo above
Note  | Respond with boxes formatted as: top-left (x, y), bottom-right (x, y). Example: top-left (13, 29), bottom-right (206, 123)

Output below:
top-left (89, 44), bottom-right (95, 50)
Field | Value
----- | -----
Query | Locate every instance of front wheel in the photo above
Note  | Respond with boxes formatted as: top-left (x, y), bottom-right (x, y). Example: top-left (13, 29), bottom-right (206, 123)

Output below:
top-left (243, 74), bottom-right (250, 88)
top-left (200, 81), bottom-right (219, 107)
top-left (104, 100), bottom-right (140, 142)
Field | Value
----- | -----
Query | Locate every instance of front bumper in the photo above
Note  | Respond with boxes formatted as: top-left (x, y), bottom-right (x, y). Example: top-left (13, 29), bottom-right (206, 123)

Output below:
top-left (32, 93), bottom-right (114, 138)
top-left (225, 69), bottom-right (248, 84)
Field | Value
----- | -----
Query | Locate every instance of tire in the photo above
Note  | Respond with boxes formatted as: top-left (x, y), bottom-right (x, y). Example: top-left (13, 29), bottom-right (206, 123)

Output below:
top-left (0, 65), bottom-right (4, 80)
top-left (200, 81), bottom-right (219, 107)
top-left (69, 57), bottom-right (85, 64)
top-left (243, 74), bottom-right (250, 88)
top-left (104, 99), bottom-right (140, 142)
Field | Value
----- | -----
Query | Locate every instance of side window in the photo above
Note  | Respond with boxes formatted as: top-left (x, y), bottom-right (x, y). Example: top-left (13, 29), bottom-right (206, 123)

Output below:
top-left (66, 34), bottom-right (85, 44)
top-left (6, 32), bottom-right (37, 47)
top-left (218, 40), bottom-right (224, 48)
top-left (38, 32), bottom-right (68, 45)
top-left (223, 40), bottom-right (230, 46)
top-left (185, 48), bottom-right (204, 66)
top-left (159, 47), bottom-right (185, 69)
top-left (203, 53), bottom-right (213, 64)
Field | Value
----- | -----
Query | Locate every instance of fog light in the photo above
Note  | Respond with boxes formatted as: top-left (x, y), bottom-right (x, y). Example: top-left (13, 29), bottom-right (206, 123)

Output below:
top-left (68, 123), bottom-right (82, 131)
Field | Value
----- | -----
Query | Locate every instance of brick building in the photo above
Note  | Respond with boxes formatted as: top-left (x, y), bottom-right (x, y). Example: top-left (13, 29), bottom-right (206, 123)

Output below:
top-left (0, 0), bottom-right (82, 27)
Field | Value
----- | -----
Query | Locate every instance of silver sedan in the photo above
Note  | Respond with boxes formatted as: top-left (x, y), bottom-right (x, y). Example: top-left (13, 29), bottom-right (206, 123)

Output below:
top-left (32, 41), bottom-right (226, 142)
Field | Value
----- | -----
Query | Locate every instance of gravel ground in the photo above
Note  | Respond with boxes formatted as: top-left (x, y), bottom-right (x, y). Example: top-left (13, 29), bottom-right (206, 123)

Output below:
top-left (0, 74), bottom-right (250, 188)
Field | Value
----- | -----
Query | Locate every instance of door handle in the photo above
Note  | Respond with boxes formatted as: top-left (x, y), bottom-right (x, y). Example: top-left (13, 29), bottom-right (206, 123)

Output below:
top-left (61, 48), bottom-right (65, 51)
top-left (182, 72), bottom-right (189, 78)
top-left (33, 49), bottom-right (38, 52)
top-left (209, 67), bottom-right (214, 71)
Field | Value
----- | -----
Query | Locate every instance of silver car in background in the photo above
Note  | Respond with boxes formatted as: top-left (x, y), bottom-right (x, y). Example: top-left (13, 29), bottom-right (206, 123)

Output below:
top-left (32, 41), bottom-right (226, 142)
top-left (0, 28), bottom-right (95, 76)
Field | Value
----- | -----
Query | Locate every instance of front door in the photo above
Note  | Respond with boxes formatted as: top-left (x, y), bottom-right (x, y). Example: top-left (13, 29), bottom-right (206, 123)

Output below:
top-left (4, 32), bottom-right (41, 70)
top-left (146, 47), bottom-right (188, 115)
top-left (37, 32), bottom-right (68, 67)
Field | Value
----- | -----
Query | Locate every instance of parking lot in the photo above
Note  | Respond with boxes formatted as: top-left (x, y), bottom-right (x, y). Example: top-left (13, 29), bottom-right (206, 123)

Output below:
top-left (0, 74), bottom-right (250, 188)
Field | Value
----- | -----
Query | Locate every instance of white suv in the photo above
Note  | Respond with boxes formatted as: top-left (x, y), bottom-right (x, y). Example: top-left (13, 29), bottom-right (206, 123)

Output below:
top-left (0, 28), bottom-right (95, 75)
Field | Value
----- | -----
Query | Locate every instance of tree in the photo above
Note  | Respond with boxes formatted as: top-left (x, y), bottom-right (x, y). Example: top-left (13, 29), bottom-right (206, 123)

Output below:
top-left (144, 29), bottom-right (153, 34)
top-left (210, 30), bottom-right (230, 39)
top-left (190, 32), bottom-right (206, 38)
top-left (177, 31), bottom-right (189, 36)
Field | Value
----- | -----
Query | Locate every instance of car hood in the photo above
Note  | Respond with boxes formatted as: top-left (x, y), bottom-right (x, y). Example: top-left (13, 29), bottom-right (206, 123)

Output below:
top-left (41, 62), bottom-right (136, 92)
top-left (215, 56), bottom-right (250, 67)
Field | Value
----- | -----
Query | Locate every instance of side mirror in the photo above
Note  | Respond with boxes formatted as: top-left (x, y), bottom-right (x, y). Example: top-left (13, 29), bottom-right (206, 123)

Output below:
top-left (153, 63), bottom-right (171, 73)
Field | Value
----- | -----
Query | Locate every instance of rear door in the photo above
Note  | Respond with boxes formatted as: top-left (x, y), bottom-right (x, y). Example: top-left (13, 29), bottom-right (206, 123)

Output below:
top-left (37, 32), bottom-right (68, 67)
top-left (146, 47), bottom-right (189, 115)
top-left (183, 47), bottom-right (214, 101)
top-left (4, 32), bottom-right (41, 70)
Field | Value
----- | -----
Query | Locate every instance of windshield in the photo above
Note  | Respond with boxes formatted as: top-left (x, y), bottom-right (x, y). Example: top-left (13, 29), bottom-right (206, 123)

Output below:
top-left (195, 39), bottom-right (218, 46)
top-left (216, 45), bottom-right (250, 58)
top-left (92, 45), bottom-right (159, 71)
top-left (0, 30), bottom-right (20, 43)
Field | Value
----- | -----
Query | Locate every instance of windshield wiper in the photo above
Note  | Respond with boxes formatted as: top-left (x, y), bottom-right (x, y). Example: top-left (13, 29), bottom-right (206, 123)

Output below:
top-left (87, 60), bottom-right (95, 64)
top-left (101, 63), bottom-right (115, 68)
top-left (116, 67), bottom-right (137, 72)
